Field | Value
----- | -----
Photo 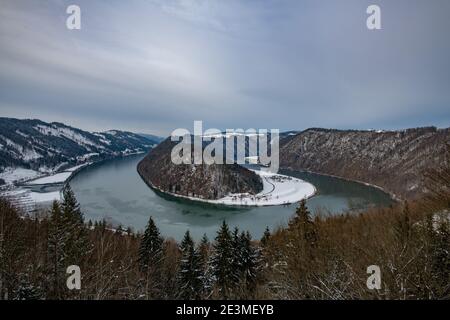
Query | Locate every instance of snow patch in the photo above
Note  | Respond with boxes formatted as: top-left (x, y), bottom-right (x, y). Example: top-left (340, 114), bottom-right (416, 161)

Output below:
top-left (0, 167), bottom-right (42, 185)
top-left (15, 130), bottom-right (29, 138)
top-left (0, 135), bottom-right (41, 160)
top-left (76, 153), bottom-right (99, 161)
top-left (34, 124), bottom-right (102, 149)
top-left (22, 148), bottom-right (42, 161)
top-left (28, 190), bottom-right (61, 202)
top-left (26, 172), bottom-right (73, 185)
top-left (2, 188), bottom-right (61, 204)
top-left (209, 169), bottom-right (316, 206)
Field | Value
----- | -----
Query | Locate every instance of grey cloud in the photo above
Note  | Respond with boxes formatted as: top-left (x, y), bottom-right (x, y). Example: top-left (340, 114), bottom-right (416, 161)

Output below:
top-left (0, 0), bottom-right (449, 135)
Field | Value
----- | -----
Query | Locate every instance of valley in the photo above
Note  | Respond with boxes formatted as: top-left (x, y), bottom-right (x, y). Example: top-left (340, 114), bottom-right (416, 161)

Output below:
top-left (69, 153), bottom-right (393, 241)
top-left (1, 118), bottom-right (447, 240)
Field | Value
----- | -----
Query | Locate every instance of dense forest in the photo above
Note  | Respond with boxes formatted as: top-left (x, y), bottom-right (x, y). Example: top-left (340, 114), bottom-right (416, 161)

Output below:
top-left (0, 156), bottom-right (449, 300)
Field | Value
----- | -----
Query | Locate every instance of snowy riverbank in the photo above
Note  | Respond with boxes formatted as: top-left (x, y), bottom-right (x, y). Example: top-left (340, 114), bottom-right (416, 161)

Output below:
top-left (0, 162), bottom-right (92, 210)
top-left (206, 169), bottom-right (316, 206)
top-left (24, 162), bottom-right (91, 186)
top-left (150, 169), bottom-right (316, 207)
top-left (0, 151), bottom-right (148, 210)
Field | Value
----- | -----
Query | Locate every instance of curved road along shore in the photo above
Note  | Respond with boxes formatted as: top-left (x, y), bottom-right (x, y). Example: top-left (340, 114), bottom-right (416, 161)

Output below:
top-left (149, 168), bottom-right (317, 207)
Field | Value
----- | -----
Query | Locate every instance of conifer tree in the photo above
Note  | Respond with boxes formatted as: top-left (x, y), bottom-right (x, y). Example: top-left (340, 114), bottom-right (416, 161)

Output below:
top-left (290, 199), bottom-right (317, 246)
top-left (285, 199), bottom-right (318, 298)
top-left (138, 216), bottom-right (164, 299)
top-left (0, 198), bottom-right (26, 300)
top-left (231, 227), bottom-right (242, 285)
top-left (260, 226), bottom-right (271, 248)
top-left (197, 234), bottom-right (212, 298)
top-left (47, 200), bottom-right (66, 299)
top-left (61, 185), bottom-right (89, 265)
top-left (138, 217), bottom-right (163, 271)
top-left (178, 231), bottom-right (203, 299)
top-left (394, 202), bottom-right (412, 246)
top-left (198, 234), bottom-right (210, 269)
top-left (209, 221), bottom-right (234, 298)
top-left (259, 227), bottom-right (271, 287)
top-left (238, 231), bottom-right (259, 296)
top-left (429, 214), bottom-right (450, 298)
top-left (13, 274), bottom-right (41, 300)
top-left (61, 185), bottom-right (83, 224)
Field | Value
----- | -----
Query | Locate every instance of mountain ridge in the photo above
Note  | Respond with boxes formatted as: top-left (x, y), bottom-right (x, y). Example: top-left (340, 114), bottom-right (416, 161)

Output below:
top-left (279, 126), bottom-right (450, 199)
top-left (0, 117), bottom-right (157, 185)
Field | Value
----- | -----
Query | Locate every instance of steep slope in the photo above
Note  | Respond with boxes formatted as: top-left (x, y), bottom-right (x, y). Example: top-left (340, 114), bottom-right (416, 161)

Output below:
top-left (0, 117), bottom-right (157, 183)
top-left (279, 127), bottom-right (450, 199)
top-left (137, 138), bottom-right (263, 200)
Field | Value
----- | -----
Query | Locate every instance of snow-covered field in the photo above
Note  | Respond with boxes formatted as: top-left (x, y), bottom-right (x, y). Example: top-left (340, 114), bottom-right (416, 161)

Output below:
top-left (208, 169), bottom-right (316, 206)
top-left (26, 172), bottom-right (73, 185)
top-left (6, 188), bottom-right (61, 202)
top-left (0, 167), bottom-right (42, 185)
top-left (2, 162), bottom-right (91, 186)
top-left (0, 188), bottom-right (61, 212)
top-left (0, 162), bottom-right (91, 187)
top-left (158, 169), bottom-right (316, 207)
top-left (27, 190), bottom-right (61, 202)
top-left (0, 163), bottom-right (91, 209)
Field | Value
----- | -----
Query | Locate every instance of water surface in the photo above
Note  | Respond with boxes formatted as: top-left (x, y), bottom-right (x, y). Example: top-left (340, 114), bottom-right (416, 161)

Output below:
top-left (69, 154), bottom-right (393, 241)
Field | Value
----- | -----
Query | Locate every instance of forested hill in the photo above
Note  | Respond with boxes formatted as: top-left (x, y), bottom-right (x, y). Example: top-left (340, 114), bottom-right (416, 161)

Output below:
top-left (0, 117), bottom-right (157, 179)
top-left (279, 127), bottom-right (450, 199)
top-left (137, 138), bottom-right (263, 200)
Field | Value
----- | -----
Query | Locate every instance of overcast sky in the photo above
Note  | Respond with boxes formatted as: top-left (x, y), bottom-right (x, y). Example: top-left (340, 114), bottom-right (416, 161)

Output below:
top-left (0, 0), bottom-right (449, 136)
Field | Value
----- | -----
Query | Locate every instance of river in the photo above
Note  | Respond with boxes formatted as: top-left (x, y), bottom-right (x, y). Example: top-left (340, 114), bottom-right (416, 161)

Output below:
top-left (69, 154), bottom-right (393, 241)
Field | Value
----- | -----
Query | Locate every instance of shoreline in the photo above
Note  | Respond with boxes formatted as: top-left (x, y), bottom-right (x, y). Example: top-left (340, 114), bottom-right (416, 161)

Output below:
top-left (62, 151), bottom-right (146, 187)
top-left (137, 168), bottom-right (317, 207)
top-left (0, 152), bottom-right (148, 208)
top-left (26, 151), bottom-right (147, 187)
top-left (280, 166), bottom-right (401, 202)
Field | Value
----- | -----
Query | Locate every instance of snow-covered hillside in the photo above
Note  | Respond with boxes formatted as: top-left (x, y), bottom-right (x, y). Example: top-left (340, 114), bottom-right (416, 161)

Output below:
top-left (279, 127), bottom-right (450, 199)
top-left (0, 117), bottom-right (158, 186)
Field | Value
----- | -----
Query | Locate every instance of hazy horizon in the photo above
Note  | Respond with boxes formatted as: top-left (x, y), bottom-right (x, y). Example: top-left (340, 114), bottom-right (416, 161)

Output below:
top-left (2, 115), bottom-right (449, 138)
